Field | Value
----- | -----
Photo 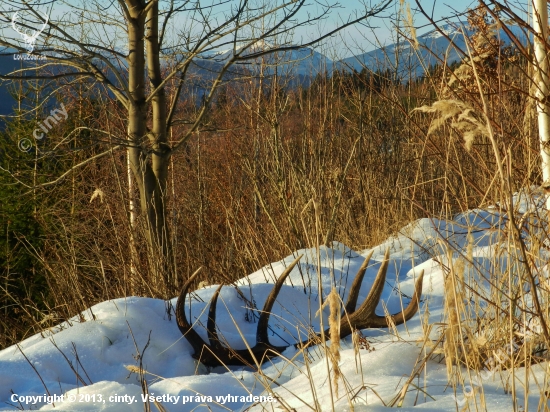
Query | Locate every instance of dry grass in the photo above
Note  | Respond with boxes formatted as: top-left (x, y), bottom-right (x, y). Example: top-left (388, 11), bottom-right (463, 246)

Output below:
top-left (2, 3), bottom-right (550, 411)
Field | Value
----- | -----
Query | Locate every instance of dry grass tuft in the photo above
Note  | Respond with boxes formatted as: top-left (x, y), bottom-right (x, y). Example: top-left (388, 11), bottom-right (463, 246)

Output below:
top-left (414, 99), bottom-right (489, 150)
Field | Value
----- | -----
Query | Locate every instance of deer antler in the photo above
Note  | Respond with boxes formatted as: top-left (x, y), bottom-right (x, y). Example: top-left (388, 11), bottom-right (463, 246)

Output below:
top-left (176, 249), bottom-right (424, 367)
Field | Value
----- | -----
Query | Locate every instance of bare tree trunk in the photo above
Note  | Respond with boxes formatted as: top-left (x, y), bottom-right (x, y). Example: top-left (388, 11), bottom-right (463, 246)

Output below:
top-left (127, 150), bottom-right (137, 294)
top-left (533, 0), bottom-right (550, 207)
top-left (146, 2), bottom-right (173, 291)
top-left (126, 4), bottom-right (172, 292)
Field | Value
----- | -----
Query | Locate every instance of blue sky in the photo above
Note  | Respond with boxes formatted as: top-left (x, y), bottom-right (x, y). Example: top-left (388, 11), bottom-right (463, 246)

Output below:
top-left (296, 0), bottom-right (532, 56)
top-left (287, 0), bottom-right (481, 58)
top-left (2, 0), bottom-right (532, 59)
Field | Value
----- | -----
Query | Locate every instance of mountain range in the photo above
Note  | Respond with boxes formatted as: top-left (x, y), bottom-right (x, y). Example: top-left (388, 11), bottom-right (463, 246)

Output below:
top-left (0, 22), bottom-right (531, 122)
top-left (339, 22), bottom-right (529, 77)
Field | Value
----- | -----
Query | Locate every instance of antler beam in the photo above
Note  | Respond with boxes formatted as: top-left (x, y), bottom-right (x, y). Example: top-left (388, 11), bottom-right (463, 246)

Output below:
top-left (176, 250), bottom-right (424, 367)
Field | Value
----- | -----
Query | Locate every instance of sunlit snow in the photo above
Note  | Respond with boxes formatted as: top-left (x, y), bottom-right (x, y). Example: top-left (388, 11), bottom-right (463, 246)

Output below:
top-left (1, 187), bottom-right (548, 411)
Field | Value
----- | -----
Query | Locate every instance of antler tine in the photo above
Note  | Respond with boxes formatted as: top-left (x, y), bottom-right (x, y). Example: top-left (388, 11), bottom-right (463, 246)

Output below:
top-left (175, 268), bottom-right (208, 354)
top-left (206, 284), bottom-right (224, 348)
top-left (355, 249), bottom-right (390, 315)
top-left (366, 269), bottom-right (425, 328)
top-left (256, 255), bottom-right (303, 344)
top-left (390, 269), bottom-right (424, 324)
top-left (344, 250), bottom-right (374, 314)
top-left (341, 248), bottom-right (390, 336)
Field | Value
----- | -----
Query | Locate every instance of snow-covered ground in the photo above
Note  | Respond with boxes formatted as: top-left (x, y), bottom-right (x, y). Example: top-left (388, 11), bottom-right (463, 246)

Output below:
top-left (1, 188), bottom-right (548, 411)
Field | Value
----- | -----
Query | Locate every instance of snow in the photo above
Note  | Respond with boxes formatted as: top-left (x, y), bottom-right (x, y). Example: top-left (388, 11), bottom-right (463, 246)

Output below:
top-left (1, 187), bottom-right (548, 411)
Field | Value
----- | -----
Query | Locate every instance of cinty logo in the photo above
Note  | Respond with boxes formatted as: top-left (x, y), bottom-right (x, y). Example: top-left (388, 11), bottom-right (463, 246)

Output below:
top-left (11, 11), bottom-right (49, 54)
top-left (18, 103), bottom-right (68, 152)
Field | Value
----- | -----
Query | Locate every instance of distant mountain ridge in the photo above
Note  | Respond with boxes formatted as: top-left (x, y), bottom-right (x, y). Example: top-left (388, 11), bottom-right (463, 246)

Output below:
top-left (0, 22), bottom-right (532, 121)
top-left (203, 40), bottom-right (333, 77)
top-left (338, 22), bottom-right (529, 78)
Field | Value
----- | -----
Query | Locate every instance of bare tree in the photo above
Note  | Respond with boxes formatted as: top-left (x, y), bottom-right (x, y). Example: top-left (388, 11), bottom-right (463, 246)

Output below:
top-left (0, 0), bottom-right (392, 291)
